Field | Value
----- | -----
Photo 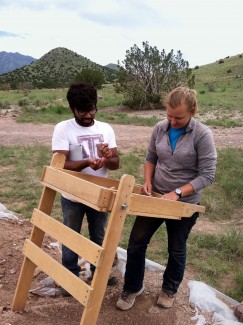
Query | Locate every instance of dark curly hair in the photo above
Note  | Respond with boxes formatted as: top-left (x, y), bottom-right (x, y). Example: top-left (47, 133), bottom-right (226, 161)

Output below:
top-left (67, 83), bottom-right (97, 111)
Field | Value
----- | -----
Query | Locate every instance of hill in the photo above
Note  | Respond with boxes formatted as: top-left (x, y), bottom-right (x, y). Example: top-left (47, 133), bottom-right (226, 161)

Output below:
top-left (105, 63), bottom-right (120, 71)
top-left (0, 47), bottom-right (118, 89)
top-left (193, 54), bottom-right (243, 85)
top-left (0, 51), bottom-right (37, 75)
top-left (192, 53), bottom-right (243, 125)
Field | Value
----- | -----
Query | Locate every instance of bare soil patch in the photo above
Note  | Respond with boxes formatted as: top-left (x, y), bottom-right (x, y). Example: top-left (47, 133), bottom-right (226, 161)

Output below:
top-left (0, 113), bottom-right (242, 325)
top-left (0, 216), bottom-right (199, 325)
top-left (0, 113), bottom-right (243, 150)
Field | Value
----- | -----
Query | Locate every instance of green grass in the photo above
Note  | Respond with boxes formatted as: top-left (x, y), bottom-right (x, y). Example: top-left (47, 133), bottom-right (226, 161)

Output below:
top-left (16, 105), bottom-right (72, 124)
top-left (97, 111), bottom-right (160, 126)
top-left (0, 144), bottom-right (242, 300)
top-left (202, 148), bottom-right (243, 220)
top-left (0, 84), bottom-right (123, 111)
top-left (97, 83), bottom-right (124, 107)
top-left (0, 144), bottom-right (51, 217)
top-left (194, 55), bottom-right (243, 121)
top-left (15, 104), bottom-right (161, 126)
top-left (204, 118), bottom-right (243, 127)
top-left (187, 229), bottom-right (243, 301)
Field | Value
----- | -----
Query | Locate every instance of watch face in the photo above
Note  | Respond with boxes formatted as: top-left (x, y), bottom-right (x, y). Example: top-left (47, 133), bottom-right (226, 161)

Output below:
top-left (176, 188), bottom-right (182, 196)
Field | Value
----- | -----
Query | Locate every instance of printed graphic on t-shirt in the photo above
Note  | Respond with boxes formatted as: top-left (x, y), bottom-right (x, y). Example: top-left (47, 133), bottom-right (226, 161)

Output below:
top-left (77, 134), bottom-right (104, 159)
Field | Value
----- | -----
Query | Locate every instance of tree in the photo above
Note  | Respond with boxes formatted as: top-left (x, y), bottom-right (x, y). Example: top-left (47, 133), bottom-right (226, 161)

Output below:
top-left (74, 68), bottom-right (105, 89)
top-left (115, 41), bottom-right (195, 109)
top-left (1, 83), bottom-right (11, 91)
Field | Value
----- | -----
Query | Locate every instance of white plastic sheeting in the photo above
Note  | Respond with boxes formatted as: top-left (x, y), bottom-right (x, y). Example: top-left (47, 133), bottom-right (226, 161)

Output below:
top-left (0, 203), bottom-right (19, 221)
top-left (188, 280), bottom-right (240, 325)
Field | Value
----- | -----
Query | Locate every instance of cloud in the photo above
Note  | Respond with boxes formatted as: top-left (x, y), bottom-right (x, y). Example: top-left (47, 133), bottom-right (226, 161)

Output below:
top-left (76, 0), bottom-right (162, 28)
top-left (0, 0), bottom-right (242, 66)
top-left (0, 31), bottom-right (20, 37)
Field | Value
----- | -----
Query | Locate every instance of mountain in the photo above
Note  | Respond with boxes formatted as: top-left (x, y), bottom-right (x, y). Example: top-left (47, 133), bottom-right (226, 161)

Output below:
top-left (0, 51), bottom-right (37, 74)
top-left (0, 47), bottom-right (118, 89)
top-left (105, 63), bottom-right (120, 71)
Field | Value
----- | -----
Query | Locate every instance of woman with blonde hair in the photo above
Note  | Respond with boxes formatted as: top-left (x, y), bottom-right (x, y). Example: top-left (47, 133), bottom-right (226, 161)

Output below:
top-left (117, 86), bottom-right (217, 311)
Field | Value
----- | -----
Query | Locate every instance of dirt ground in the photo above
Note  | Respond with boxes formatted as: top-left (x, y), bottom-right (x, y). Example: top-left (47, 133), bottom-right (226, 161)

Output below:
top-left (0, 112), bottom-right (242, 325)
top-left (0, 112), bottom-right (243, 149)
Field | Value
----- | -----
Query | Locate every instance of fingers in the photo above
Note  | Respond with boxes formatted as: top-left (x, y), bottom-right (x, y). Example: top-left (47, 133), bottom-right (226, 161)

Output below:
top-left (89, 158), bottom-right (105, 170)
top-left (161, 192), bottom-right (179, 201)
top-left (97, 143), bottom-right (112, 159)
top-left (141, 184), bottom-right (152, 196)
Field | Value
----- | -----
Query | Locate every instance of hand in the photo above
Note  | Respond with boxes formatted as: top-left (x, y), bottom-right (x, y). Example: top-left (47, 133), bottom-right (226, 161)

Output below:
top-left (88, 158), bottom-right (105, 170)
top-left (162, 191), bottom-right (179, 201)
top-left (97, 143), bottom-right (113, 159)
top-left (141, 182), bottom-right (152, 196)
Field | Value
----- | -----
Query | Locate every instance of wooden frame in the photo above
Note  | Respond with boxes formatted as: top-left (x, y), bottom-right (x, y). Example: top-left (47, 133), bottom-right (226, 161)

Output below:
top-left (12, 153), bottom-right (205, 325)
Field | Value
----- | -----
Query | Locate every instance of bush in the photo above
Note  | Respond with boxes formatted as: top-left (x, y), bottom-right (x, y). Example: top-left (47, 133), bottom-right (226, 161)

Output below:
top-left (18, 98), bottom-right (30, 107)
top-left (207, 83), bottom-right (215, 92)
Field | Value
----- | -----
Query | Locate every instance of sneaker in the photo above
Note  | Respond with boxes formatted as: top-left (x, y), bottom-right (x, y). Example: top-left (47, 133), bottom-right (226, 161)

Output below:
top-left (87, 274), bottom-right (118, 286)
top-left (116, 285), bottom-right (145, 310)
top-left (156, 290), bottom-right (175, 308)
top-left (107, 275), bottom-right (118, 286)
top-left (60, 287), bottom-right (71, 297)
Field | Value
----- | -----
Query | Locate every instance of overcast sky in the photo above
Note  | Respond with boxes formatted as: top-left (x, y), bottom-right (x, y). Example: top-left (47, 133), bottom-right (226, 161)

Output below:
top-left (0, 0), bottom-right (242, 68)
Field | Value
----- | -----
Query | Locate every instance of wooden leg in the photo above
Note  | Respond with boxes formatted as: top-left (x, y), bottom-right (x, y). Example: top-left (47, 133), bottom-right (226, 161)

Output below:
top-left (80, 174), bottom-right (135, 325)
top-left (12, 153), bottom-right (66, 311)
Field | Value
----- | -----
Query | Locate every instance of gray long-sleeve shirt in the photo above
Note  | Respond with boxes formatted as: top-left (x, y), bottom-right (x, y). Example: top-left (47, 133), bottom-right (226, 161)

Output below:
top-left (146, 118), bottom-right (217, 204)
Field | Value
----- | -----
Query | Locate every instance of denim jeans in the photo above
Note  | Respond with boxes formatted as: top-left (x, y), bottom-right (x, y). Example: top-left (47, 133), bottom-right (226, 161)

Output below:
top-left (124, 212), bottom-right (199, 294)
top-left (61, 196), bottom-right (108, 276)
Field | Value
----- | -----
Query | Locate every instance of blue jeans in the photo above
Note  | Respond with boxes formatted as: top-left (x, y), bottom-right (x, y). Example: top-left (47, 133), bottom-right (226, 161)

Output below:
top-left (61, 196), bottom-right (108, 276)
top-left (124, 212), bottom-right (199, 294)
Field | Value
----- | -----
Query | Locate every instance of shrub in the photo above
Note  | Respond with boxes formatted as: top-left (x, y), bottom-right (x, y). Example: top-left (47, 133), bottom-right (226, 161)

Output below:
top-left (18, 98), bottom-right (30, 107)
top-left (207, 83), bottom-right (215, 92)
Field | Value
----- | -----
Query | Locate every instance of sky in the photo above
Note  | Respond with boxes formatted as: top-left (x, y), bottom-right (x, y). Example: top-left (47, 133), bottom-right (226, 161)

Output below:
top-left (0, 0), bottom-right (242, 68)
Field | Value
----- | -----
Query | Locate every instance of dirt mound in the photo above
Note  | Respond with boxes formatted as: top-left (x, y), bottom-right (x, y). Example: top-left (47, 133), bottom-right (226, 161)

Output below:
top-left (0, 215), bottom-right (198, 325)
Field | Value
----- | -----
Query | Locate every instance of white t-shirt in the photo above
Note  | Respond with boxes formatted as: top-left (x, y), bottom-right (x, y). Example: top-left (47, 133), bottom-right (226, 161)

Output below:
top-left (52, 118), bottom-right (117, 178)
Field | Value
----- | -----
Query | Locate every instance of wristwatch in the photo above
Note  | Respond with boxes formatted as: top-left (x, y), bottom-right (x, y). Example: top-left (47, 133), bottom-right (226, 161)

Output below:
top-left (175, 188), bottom-right (182, 198)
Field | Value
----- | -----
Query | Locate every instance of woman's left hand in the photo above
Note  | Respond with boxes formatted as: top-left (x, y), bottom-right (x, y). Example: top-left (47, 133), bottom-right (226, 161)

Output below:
top-left (162, 191), bottom-right (179, 201)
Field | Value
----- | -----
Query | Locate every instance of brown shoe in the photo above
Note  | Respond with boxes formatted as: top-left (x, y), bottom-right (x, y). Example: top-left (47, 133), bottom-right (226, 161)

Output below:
top-left (157, 290), bottom-right (175, 308)
top-left (116, 285), bottom-right (145, 311)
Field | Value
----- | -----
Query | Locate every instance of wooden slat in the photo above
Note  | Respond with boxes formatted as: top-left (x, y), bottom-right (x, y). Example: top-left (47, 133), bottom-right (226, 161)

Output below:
top-left (31, 209), bottom-right (103, 267)
top-left (80, 174), bottom-right (136, 325)
top-left (131, 184), bottom-right (164, 197)
top-left (41, 166), bottom-right (114, 210)
top-left (23, 239), bottom-right (93, 307)
top-left (55, 170), bottom-right (166, 199)
top-left (12, 256), bottom-right (38, 311)
top-left (59, 169), bottom-right (120, 189)
top-left (128, 193), bottom-right (205, 219)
